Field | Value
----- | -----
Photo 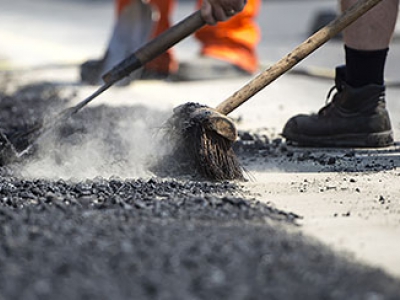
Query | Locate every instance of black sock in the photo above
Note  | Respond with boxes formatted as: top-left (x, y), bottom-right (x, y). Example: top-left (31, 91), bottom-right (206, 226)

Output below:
top-left (345, 45), bottom-right (388, 87)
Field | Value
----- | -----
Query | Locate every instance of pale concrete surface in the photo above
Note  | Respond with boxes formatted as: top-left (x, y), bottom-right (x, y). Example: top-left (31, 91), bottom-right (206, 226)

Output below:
top-left (1, 0), bottom-right (400, 281)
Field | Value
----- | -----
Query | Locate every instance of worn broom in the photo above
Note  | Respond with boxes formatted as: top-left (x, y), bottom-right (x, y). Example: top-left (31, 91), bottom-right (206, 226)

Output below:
top-left (165, 0), bottom-right (383, 181)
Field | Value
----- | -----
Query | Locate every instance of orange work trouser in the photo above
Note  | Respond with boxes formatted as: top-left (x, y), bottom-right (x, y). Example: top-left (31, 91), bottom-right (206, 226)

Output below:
top-left (116, 0), bottom-right (260, 74)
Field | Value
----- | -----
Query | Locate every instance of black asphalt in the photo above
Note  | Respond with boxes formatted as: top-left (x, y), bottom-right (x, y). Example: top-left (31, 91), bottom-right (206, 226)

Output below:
top-left (0, 80), bottom-right (399, 300)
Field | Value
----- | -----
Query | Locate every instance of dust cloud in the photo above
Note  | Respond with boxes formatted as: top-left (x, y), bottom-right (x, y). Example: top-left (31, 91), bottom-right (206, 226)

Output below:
top-left (19, 105), bottom-right (172, 180)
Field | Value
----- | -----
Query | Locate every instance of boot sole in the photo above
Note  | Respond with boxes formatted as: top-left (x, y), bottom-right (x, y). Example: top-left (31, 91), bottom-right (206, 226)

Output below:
top-left (284, 130), bottom-right (394, 148)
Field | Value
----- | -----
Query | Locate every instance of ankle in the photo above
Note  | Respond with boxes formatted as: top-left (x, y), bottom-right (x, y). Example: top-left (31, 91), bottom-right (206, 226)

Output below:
top-left (344, 46), bottom-right (388, 87)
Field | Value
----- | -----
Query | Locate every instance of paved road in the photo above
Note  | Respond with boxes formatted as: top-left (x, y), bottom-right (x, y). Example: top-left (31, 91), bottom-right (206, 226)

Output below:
top-left (1, 0), bottom-right (400, 281)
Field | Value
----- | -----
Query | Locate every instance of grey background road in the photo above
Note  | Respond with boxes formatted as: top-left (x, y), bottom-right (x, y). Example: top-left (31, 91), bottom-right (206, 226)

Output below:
top-left (1, 0), bottom-right (400, 80)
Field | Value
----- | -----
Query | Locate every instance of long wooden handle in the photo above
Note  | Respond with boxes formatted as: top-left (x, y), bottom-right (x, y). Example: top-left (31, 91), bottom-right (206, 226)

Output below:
top-left (216, 0), bottom-right (383, 115)
top-left (102, 10), bottom-right (205, 84)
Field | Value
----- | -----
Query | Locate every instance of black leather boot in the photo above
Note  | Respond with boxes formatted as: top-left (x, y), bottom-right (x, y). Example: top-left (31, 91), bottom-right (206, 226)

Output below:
top-left (282, 66), bottom-right (393, 147)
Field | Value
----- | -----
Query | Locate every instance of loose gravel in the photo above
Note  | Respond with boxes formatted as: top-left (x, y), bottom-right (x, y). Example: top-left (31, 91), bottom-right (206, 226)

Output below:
top-left (0, 81), bottom-right (399, 300)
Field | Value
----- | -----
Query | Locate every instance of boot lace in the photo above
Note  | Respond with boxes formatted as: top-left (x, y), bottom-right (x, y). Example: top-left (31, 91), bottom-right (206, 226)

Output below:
top-left (318, 85), bottom-right (339, 116)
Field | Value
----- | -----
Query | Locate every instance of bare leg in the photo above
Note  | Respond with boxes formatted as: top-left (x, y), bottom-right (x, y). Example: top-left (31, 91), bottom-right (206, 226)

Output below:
top-left (342, 0), bottom-right (399, 50)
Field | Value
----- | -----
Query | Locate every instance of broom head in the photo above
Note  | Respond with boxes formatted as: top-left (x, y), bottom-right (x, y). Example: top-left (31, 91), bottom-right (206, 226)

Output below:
top-left (165, 102), bottom-right (244, 181)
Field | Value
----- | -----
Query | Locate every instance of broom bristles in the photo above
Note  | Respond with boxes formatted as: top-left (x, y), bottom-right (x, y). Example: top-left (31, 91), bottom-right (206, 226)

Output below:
top-left (194, 124), bottom-right (243, 180)
top-left (164, 102), bottom-right (244, 181)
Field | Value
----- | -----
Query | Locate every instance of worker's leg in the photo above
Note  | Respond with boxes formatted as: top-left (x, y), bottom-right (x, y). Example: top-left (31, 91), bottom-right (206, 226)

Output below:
top-left (194, 0), bottom-right (261, 74)
top-left (343, 0), bottom-right (398, 50)
top-left (144, 0), bottom-right (178, 75)
top-left (115, 0), bottom-right (177, 75)
top-left (342, 0), bottom-right (398, 87)
top-left (116, 0), bottom-right (132, 15)
top-left (80, 0), bottom-right (154, 85)
top-left (282, 0), bottom-right (398, 147)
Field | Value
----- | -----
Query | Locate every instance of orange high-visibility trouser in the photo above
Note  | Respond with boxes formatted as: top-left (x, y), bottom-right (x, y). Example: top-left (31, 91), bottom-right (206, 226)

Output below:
top-left (116, 0), bottom-right (260, 74)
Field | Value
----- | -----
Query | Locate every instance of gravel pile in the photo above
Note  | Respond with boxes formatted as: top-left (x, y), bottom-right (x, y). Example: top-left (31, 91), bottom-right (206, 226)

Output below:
top-left (0, 176), bottom-right (298, 223)
top-left (234, 129), bottom-right (400, 173)
top-left (0, 82), bottom-right (399, 300)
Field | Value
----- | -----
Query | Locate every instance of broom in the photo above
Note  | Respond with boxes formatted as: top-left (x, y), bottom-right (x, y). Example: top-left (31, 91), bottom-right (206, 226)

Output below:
top-left (0, 10), bottom-right (207, 164)
top-left (165, 0), bottom-right (383, 181)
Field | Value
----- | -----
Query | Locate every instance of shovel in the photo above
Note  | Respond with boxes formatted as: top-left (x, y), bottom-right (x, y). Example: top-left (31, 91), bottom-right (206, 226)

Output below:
top-left (0, 10), bottom-right (207, 165)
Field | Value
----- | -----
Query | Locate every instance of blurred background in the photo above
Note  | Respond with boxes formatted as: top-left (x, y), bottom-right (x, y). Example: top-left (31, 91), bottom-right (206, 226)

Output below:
top-left (0, 0), bottom-right (400, 81)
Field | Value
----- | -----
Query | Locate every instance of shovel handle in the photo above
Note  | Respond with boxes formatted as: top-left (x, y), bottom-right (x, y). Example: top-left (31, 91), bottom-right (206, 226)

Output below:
top-left (216, 0), bottom-right (383, 115)
top-left (102, 10), bottom-right (205, 84)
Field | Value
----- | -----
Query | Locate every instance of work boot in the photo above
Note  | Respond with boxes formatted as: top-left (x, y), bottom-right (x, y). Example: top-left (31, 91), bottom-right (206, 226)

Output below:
top-left (282, 66), bottom-right (393, 147)
top-left (174, 56), bottom-right (252, 81)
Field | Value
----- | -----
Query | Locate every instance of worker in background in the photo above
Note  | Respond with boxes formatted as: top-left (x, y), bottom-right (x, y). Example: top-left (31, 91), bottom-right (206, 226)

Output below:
top-left (80, 0), bottom-right (260, 85)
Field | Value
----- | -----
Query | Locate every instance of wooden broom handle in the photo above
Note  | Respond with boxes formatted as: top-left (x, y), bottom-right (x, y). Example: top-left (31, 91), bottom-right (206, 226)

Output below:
top-left (215, 0), bottom-right (383, 115)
